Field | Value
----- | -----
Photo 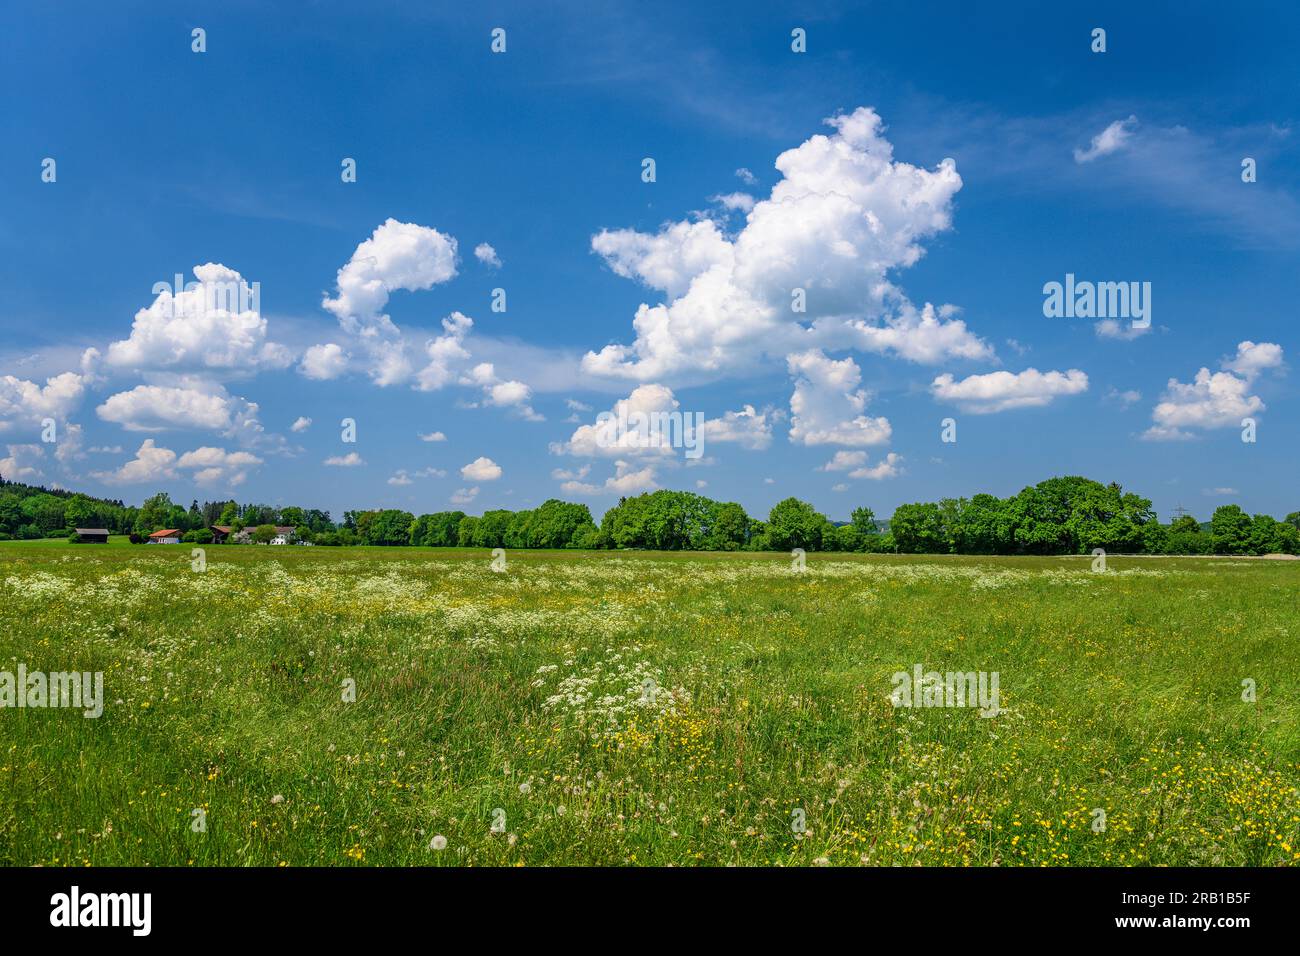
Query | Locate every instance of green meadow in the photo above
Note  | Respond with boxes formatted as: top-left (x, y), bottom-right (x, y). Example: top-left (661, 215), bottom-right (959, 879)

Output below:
top-left (1, 542), bottom-right (1296, 866)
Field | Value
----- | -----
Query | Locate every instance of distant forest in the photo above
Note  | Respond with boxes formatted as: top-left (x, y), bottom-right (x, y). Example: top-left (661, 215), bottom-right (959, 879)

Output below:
top-left (2, 474), bottom-right (1297, 556)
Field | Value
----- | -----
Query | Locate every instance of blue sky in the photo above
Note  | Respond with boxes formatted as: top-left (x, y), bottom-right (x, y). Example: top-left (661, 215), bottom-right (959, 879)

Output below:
top-left (1, 1), bottom-right (1296, 523)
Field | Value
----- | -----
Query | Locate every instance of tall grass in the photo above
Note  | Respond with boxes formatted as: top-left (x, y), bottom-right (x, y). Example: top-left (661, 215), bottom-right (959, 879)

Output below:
top-left (1, 543), bottom-right (1296, 866)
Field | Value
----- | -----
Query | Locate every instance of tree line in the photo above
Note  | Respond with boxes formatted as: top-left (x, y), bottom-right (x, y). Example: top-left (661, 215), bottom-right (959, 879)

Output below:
top-left (0, 478), bottom-right (135, 540)
top-left (3, 473), bottom-right (1297, 556)
top-left (0, 481), bottom-right (334, 543)
top-left (882, 477), bottom-right (1299, 556)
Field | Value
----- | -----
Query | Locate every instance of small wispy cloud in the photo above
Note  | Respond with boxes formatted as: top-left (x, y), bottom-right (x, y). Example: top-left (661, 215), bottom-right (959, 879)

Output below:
top-left (324, 452), bottom-right (364, 467)
top-left (1074, 115), bottom-right (1138, 163)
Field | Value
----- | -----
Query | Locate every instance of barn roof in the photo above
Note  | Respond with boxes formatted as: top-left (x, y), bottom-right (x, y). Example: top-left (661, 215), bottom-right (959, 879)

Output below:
top-left (148, 529), bottom-right (182, 538)
top-left (75, 528), bottom-right (110, 535)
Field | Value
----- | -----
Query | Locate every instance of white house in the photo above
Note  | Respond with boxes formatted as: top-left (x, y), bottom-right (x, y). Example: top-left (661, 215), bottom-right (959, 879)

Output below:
top-left (232, 525), bottom-right (297, 545)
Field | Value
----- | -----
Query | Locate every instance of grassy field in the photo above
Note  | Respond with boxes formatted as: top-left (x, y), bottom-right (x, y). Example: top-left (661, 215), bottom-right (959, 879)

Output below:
top-left (0, 535), bottom-right (134, 547)
top-left (1, 541), bottom-right (1296, 867)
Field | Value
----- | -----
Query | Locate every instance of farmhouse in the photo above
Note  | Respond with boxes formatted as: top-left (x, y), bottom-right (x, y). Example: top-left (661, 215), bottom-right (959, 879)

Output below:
top-left (209, 525), bottom-right (233, 544)
top-left (147, 529), bottom-right (182, 544)
top-left (73, 528), bottom-right (110, 544)
top-left (232, 525), bottom-right (297, 545)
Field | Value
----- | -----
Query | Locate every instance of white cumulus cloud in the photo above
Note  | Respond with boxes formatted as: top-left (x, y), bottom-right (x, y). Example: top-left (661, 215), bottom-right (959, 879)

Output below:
top-left (312, 219), bottom-right (460, 386)
top-left (458, 361), bottom-right (543, 421)
top-left (461, 456), bottom-right (502, 481)
top-left (300, 343), bottom-right (348, 380)
top-left (0, 370), bottom-right (87, 432)
top-left (175, 446), bottom-right (263, 486)
top-left (710, 192), bottom-right (756, 213)
top-left (414, 312), bottom-right (474, 392)
top-left (0, 443), bottom-right (46, 481)
top-left (819, 450), bottom-right (867, 471)
top-left (582, 107), bottom-right (991, 383)
top-left (559, 459), bottom-right (659, 496)
top-left (106, 263), bottom-right (291, 372)
top-left (787, 350), bottom-right (891, 446)
top-left (552, 384), bottom-right (690, 458)
top-left (95, 381), bottom-right (264, 437)
top-left (702, 404), bottom-right (779, 450)
top-left (322, 218), bottom-right (459, 331)
top-left (931, 368), bottom-right (1089, 414)
top-left (91, 439), bottom-right (177, 484)
top-left (848, 451), bottom-right (903, 480)
top-left (1143, 341), bottom-right (1282, 440)
top-left (1222, 340), bottom-right (1284, 378)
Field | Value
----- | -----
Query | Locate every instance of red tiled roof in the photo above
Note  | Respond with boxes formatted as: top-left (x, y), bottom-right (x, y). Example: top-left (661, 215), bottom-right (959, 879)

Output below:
top-left (148, 529), bottom-right (182, 538)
